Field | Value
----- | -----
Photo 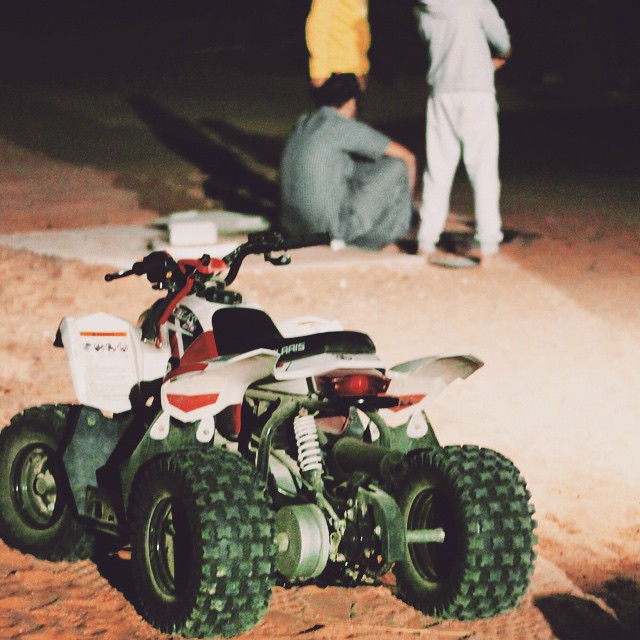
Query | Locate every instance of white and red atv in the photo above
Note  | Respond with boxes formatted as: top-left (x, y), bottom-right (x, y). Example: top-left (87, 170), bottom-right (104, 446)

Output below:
top-left (0, 231), bottom-right (536, 638)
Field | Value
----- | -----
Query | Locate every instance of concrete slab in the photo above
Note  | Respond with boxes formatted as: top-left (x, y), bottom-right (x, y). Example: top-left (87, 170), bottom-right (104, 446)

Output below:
top-left (0, 225), bottom-right (239, 268)
top-left (0, 224), bottom-right (425, 271)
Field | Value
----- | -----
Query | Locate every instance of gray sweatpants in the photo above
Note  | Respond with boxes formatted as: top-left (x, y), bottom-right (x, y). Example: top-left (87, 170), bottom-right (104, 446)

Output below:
top-left (418, 92), bottom-right (504, 252)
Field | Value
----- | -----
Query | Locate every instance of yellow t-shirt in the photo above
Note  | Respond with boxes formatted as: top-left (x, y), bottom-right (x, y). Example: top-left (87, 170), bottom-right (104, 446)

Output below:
top-left (306, 0), bottom-right (371, 81)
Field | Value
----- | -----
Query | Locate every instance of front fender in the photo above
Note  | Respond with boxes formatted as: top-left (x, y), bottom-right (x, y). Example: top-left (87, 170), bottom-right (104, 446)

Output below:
top-left (56, 312), bottom-right (170, 414)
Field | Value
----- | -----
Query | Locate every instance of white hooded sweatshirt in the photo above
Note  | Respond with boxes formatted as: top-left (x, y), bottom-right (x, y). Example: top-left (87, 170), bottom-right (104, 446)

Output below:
top-left (415, 0), bottom-right (511, 94)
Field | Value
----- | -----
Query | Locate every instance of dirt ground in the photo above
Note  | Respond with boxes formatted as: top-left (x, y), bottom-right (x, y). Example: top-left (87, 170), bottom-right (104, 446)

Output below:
top-left (1, 133), bottom-right (639, 640)
top-left (1, 7), bottom-right (640, 635)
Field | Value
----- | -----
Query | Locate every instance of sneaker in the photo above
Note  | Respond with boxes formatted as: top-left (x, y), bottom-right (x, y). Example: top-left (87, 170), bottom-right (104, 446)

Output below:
top-left (468, 243), bottom-right (500, 260)
top-left (426, 248), bottom-right (479, 269)
top-left (466, 245), bottom-right (506, 269)
top-left (468, 240), bottom-right (500, 257)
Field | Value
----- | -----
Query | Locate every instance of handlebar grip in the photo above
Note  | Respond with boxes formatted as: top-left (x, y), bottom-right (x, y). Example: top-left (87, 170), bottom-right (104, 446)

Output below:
top-left (282, 232), bottom-right (330, 250)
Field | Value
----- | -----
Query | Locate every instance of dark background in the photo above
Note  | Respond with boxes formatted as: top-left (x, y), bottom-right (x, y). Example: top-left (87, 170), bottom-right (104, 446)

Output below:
top-left (2, 0), bottom-right (639, 90)
top-left (0, 0), bottom-right (638, 220)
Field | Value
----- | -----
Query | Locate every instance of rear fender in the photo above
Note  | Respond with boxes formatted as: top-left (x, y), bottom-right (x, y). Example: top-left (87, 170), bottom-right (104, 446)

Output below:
top-left (160, 348), bottom-right (280, 423)
top-left (381, 354), bottom-right (483, 424)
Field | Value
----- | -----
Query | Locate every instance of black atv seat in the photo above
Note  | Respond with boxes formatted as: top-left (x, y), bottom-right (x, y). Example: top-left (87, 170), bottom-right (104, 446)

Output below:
top-left (211, 307), bottom-right (376, 361)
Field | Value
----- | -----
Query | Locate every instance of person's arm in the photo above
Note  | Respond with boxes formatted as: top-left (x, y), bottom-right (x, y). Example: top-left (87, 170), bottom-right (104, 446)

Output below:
top-left (414, 3), bottom-right (432, 43)
top-left (334, 115), bottom-right (415, 192)
top-left (384, 141), bottom-right (416, 194)
top-left (306, 0), bottom-right (340, 85)
top-left (480, 0), bottom-right (511, 60)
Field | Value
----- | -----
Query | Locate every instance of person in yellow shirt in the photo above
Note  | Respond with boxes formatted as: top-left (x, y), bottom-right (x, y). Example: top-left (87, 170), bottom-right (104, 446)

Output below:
top-left (306, 0), bottom-right (371, 90)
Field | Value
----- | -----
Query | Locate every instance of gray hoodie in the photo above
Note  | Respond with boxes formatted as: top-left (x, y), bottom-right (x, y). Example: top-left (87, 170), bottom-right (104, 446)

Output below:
top-left (415, 0), bottom-right (511, 94)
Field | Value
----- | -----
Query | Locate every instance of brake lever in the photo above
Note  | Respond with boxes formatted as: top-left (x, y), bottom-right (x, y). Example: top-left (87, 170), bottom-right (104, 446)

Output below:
top-left (106, 269), bottom-right (138, 282)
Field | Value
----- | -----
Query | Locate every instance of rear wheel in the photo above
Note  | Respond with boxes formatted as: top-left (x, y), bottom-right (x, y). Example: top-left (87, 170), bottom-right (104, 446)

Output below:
top-left (393, 445), bottom-right (536, 619)
top-left (0, 405), bottom-right (93, 561)
top-left (130, 448), bottom-right (276, 638)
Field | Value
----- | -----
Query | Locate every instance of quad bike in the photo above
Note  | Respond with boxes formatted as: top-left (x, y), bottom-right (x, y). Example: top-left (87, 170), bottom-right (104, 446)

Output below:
top-left (0, 231), bottom-right (536, 638)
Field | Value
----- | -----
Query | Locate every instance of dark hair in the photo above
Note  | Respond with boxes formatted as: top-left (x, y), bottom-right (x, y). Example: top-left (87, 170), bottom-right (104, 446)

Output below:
top-left (311, 73), bottom-right (361, 108)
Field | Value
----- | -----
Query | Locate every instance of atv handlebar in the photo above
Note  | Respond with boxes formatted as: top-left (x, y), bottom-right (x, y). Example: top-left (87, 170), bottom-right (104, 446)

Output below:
top-left (222, 231), bottom-right (330, 285)
top-left (104, 231), bottom-right (330, 287)
top-left (103, 231), bottom-right (329, 341)
top-left (276, 232), bottom-right (330, 251)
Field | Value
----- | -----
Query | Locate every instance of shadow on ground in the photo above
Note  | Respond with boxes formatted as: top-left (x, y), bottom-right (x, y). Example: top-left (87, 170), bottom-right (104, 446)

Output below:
top-left (94, 552), bottom-right (137, 605)
top-left (536, 577), bottom-right (640, 640)
top-left (94, 549), bottom-right (640, 640)
top-left (129, 96), bottom-right (280, 221)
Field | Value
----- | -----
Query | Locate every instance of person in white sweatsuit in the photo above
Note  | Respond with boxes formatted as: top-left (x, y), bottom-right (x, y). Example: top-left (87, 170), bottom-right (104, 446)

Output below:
top-left (415, 0), bottom-right (511, 258)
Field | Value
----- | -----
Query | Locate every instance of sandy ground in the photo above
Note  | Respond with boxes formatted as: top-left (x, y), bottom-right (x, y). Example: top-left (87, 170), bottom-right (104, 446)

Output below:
top-left (1, 4), bottom-right (640, 637)
top-left (0, 136), bottom-right (639, 640)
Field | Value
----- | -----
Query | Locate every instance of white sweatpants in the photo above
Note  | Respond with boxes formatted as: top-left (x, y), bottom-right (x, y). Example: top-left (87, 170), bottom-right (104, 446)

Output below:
top-left (418, 92), bottom-right (503, 251)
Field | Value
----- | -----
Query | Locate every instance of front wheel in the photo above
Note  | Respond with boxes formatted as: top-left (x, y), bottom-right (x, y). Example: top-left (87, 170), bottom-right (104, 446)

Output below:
top-left (0, 405), bottom-right (93, 561)
top-left (130, 448), bottom-right (276, 638)
top-left (393, 445), bottom-right (537, 619)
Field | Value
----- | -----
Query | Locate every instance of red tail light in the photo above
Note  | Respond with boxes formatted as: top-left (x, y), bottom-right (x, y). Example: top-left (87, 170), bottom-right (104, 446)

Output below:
top-left (315, 370), bottom-right (390, 397)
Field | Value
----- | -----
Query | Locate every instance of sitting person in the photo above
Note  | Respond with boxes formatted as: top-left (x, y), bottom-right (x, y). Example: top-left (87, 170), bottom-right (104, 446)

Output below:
top-left (279, 73), bottom-right (416, 250)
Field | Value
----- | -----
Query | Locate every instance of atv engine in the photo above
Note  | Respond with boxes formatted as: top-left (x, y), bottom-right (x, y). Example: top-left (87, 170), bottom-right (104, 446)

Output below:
top-left (274, 504), bottom-right (330, 579)
top-left (273, 476), bottom-right (404, 583)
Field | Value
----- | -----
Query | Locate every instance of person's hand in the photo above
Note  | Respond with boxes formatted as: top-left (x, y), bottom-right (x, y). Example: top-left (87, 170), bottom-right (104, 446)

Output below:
top-left (384, 141), bottom-right (416, 193)
top-left (310, 77), bottom-right (327, 88)
top-left (357, 75), bottom-right (368, 91)
top-left (493, 48), bottom-right (511, 70)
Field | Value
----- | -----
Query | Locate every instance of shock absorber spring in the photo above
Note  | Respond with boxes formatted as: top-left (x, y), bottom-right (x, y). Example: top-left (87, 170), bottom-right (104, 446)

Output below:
top-left (293, 413), bottom-right (324, 490)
